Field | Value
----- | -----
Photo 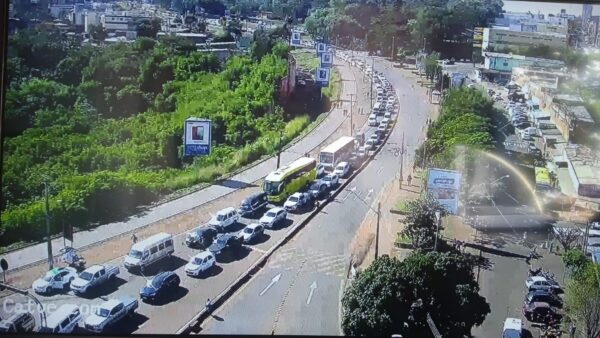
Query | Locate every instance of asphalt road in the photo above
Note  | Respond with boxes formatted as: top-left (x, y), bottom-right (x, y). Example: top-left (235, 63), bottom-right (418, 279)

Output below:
top-left (200, 55), bottom-right (432, 335)
top-left (3, 57), bottom-right (353, 272)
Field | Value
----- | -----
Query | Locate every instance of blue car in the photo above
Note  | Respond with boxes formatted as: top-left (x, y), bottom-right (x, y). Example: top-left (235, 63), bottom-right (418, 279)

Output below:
top-left (140, 271), bottom-right (180, 302)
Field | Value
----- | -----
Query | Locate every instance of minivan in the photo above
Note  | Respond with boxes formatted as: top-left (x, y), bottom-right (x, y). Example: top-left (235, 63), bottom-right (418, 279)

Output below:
top-left (40, 304), bottom-right (81, 333)
top-left (124, 232), bottom-right (174, 271)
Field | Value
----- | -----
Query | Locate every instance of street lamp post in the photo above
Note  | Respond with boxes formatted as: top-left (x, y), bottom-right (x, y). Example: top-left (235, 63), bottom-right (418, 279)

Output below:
top-left (398, 132), bottom-right (406, 190)
top-left (43, 180), bottom-right (53, 270)
top-left (434, 211), bottom-right (441, 251)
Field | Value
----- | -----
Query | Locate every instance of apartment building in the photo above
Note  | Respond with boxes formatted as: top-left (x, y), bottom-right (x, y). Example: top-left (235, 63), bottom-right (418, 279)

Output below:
top-left (482, 28), bottom-right (568, 53)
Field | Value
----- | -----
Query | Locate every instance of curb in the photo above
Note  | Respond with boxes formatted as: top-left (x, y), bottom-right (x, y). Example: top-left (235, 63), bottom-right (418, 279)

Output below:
top-left (177, 81), bottom-right (398, 335)
top-left (1, 63), bottom-right (352, 274)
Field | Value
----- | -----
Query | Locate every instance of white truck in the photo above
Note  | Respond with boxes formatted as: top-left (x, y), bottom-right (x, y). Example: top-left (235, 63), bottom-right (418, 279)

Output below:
top-left (70, 264), bottom-right (120, 295)
top-left (84, 297), bottom-right (138, 333)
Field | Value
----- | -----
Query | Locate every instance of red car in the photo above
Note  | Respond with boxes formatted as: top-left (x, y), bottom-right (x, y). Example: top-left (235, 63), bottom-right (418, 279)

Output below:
top-left (522, 302), bottom-right (562, 323)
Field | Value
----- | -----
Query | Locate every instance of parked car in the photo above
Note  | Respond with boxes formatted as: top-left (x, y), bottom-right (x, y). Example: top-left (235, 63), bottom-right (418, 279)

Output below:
top-left (526, 276), bottom-right (563, 293)
top-left (284, 192), bottom-right (312, 212)
top-left (522, 302), bottom-right (562, 323)
top-left (238, 223), bottom-right (265, 243)
top-left (70, 264), bottom-right (120, 295)
top-left (32, 267), bottom-right (78, 294)
top-left (524, 290), bottom-right (563, 308)
top-left (139, 271), bottom-right (180, 302)
top-left (377, 124), bottom-right (387, 136)
top-left (334, 162), bottom-right (351, 178)
top-left (185, 226), bottom-right (218, 248)
top-left (209, 207), bottom-right (240, 232)
top-left (208, 233), bottom-right (243, 255)
top-left (259, 207), bottom-right (287, 228)
top-left (502, 318), bottom-right (522, 338)
top-left (322, 173), bottom-right (339, 188)
top-left (84, 297), bottom-right (138, 333)
top-left (185, 251), bottom-right (216, 276)
top-left (586, 237), bottom-right (600, 255)
top-left (365, 139), bottom-right (376, 151)
top-left (0, 312), bottom-right (36, 333)
top-left (370, 133), bottom-right (381, 144)
top-left (238, 192), bottom-right (268, 217)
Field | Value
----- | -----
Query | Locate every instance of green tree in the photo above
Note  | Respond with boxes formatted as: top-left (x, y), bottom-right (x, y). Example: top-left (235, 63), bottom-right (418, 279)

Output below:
top-left (562, 249), bottom-right (589, 278)
top-left (342, 252), bottom-right (489, 337)
top-left (89, 24), bottom-right (107, 42)
top-left (565, 263), bottom-right (600, 338)
top-left (401, 193), bottom-right (445, 249)
top-left (137, 18), bottom-right (162, 39)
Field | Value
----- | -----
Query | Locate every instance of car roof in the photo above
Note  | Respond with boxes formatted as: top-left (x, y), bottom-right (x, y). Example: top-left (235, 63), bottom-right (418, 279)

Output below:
top-left (246, 223), bottom-right (262, 229)
top-left (193, 251), bottom-right (213, 259)
top-left (84, 265), bottom-right (104, 274)
top-left (337, 162), bottom-right (348, 166)
top-left (102, 299), bottom-right (122, 310)
top-left (503, 318), bottom-right (522, 331)
top-left (217, 207), bottom-right (236, 215)
top-left (153, 271), bottom-right (176, 282)
top-left (268, 207), bottom-right (284, 212)
top-left (46, 304), bottom-right (79, 327)
top-left (529, 276), bottom-right (547, 282)
top-left (531, 302), bottom-right (551, 308)
top-left (290, 192), bottom-right (303, 197)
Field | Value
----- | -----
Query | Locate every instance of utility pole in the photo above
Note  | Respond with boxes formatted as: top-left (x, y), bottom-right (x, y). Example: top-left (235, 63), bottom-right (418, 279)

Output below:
top-left (348, 93), bottom-right (354, 136)
top-left (375, 202), bottom-right (380, 260)
top-left (398, 132), bottom-right (406, 189)
top-left (391, 36), bottom-right (395, 60)
top-left (43, 180), bottom-right (53, 270)
top-left (0, 282), bottom-right (47, 328)
top-left (276, 129), bottom-right (283, 169)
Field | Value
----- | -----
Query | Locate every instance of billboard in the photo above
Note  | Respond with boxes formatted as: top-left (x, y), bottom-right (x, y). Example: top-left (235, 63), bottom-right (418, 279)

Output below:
top-left (427, 168), bottom-right (461, 214)
top-left (315, 67), bottom-right (330, 87)
top-left (316, 42), bottom-right (327, 56)
top-left (320, 52), bottom-right (333, 68)
top-left (290, 31), bottom-right (302, 47)
top-left (184, 118), bottom-right (212, 156)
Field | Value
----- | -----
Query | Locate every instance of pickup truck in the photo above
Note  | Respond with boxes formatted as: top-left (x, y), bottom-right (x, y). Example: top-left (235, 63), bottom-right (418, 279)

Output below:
top-left (84, 297), bottom-right (138, 333)
top-left (70, 264), bottom-right (120, 295)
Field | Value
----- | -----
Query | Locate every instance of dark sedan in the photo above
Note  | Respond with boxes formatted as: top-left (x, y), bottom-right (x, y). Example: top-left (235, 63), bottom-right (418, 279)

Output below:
top-left (208, 233), bottom-right (243, 255)
top-left (139, 271), bottom-right (180, 302)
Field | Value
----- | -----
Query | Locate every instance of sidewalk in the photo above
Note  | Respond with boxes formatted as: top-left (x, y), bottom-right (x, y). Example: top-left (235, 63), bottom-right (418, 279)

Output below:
top-left (2, 59), bottom-right (358, 274)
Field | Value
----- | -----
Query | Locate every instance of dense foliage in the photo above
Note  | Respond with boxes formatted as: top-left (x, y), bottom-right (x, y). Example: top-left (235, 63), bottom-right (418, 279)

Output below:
top-left (341, 252), bottom-right (490, 337)
top-left (1, 27), bottom-right (301, 246)
top-left (401, 193), bottom-right (446, 249)
top-left (415, 87), bottom-right (496, 170)
top-left (565, 261), bottom-right (600, 338)
top-left (303, 0), bottom-right (502, 56)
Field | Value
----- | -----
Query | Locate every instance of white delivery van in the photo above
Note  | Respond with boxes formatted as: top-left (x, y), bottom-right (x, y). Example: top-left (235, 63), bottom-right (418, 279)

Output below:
top-left (124, 232), bottom-right (174, 271)
top-left (40, 304), bottom-right (82, 334)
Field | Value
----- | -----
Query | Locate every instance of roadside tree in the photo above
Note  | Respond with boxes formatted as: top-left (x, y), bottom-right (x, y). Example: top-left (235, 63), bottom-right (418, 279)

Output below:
top-left (401, 193), bottom-right (445, 250)
top-left (341, 252), bottom-right (489, 337)
top-left (565, 263), bottom-right (600, 338)
top-left (554, 227), bottom-right (582, 252)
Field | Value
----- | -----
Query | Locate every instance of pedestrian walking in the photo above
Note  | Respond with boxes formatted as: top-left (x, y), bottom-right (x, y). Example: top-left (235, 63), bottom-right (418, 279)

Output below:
top-left (205, 298), bottom-right (212, 313)
top-left (569, 322), bottom-right (576, 338)
top-left (407, 174), bottom-right (412, 186)
top-left (131, 233), bottom-right (138, 244)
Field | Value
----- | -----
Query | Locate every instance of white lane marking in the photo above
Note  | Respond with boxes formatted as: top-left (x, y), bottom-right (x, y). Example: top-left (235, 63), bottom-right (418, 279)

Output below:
top-left (247, 245), bottom-right (267, 254)
top-left (377, 166), bottom-right (384, 174)
top-left (259, 273), bottom-right (282, 296)
top-left (306, 281), bottom-right (317, 305)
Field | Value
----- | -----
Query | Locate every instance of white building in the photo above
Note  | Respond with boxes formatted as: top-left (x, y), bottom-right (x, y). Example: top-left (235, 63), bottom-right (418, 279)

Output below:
top-left (84, 10), bottom-right (101, 33)
top-left (101, 11), bottom-right (152, 32)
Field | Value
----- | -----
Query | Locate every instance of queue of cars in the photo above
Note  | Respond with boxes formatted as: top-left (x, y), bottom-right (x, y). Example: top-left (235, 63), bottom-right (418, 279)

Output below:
top-left (13, 48), bottom-right (400, 334)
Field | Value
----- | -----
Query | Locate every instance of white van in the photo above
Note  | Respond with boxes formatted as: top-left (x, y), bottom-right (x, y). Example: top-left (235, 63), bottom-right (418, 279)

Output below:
top-left (368, 114), bottom-right (378, 126)
top-left (40, 304), bottom-right (81, 333)
top-left (124, 232), bottom-right (174, 271)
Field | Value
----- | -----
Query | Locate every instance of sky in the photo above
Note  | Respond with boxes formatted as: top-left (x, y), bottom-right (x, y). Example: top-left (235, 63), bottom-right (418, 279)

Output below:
top-left (502, 1), bottom-right (600, 16)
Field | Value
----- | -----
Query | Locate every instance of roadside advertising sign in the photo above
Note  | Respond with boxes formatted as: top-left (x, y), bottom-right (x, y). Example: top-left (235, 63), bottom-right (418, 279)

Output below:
top-left (290, 31), bottom-right (302, 47)
top-left (320, 52), bottom-right (333, 68)
top-left (315, 67), bottom-right (330, 87)
top-left (427, 168), bottom-right (461, 214)
top-left (184, 118), bottom-right (212, 156)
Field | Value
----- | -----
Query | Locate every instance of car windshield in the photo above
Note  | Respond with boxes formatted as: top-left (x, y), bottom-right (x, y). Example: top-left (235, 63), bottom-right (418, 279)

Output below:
top-left (264, 181), bottom-right (282, 195)
top-left (217, 214), bottom-right (226, 221)
top-left (193, 257), bottom-right (204, 265)
top-left (323, 176), bottom-right (332, 181)
top-left (79, 272), bottom-right (93, 281)
top-left (266, 211), bottom-right (276, 218)
top-left (310, 183), bottom-right (321, 190)
top-left (336, 166), bottom-right (344, 171)
top-left (96, 308), bottom-right (110, 317)
top-left (244, 228), bottom-right (253, 234)
top-left (217, 236), bottom-right (228, 245)
top-left (151, 276), bottom-right (166, 288)
top-left (43, 272), bottom-right (55, 282)
top-left (129, 250), bottom-right (143, 259)
top-left (289, 196), bottom-right (299, 202)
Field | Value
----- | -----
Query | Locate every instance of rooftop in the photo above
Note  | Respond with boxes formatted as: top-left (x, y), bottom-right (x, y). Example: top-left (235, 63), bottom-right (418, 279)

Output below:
top-left (483, 52), bottom-right (565, 65)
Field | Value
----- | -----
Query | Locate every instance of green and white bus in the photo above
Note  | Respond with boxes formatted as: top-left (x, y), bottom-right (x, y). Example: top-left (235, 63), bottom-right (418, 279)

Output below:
top-left (263, 157), bottom-right (317, 203)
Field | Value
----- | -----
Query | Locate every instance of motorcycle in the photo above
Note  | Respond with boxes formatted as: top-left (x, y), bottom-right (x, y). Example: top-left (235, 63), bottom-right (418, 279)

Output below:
top-left (60, 247), bottom-right (86, 271)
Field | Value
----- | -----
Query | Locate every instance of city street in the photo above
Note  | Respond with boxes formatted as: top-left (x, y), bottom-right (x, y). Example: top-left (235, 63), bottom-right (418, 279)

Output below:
top-left (201, 54), bottom-right (433, 335)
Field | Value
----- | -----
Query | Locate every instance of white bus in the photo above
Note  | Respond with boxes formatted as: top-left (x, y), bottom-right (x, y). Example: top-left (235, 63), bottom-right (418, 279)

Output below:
top-left (319, 136), bottom-right (356, 171)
